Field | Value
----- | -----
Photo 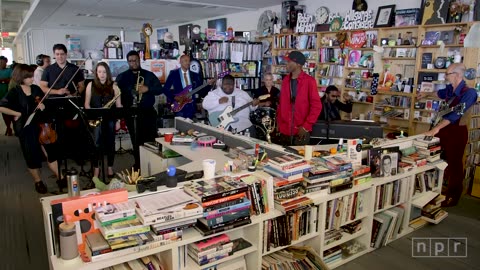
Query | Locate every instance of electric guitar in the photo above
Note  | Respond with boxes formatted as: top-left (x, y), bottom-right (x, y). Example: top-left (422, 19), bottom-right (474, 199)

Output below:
top-left (209, 94), bottom-right (270, 129)
top-left (171, 71), bottom-right (229, 112)
top-left (430, 102), bottom-right (466, 129)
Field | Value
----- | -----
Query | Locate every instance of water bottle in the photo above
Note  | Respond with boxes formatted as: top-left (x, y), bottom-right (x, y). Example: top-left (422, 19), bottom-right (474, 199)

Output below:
top-left (66, 168), bottom-right (80, 197)
top-left (166, 165), bottom-right (177, 188)
top-left (244, 129), bottom-right (250, 137)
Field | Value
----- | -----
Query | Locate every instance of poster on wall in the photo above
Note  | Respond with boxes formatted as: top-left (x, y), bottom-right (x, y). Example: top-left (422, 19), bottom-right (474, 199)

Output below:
top-left (178, 24), bottom-right (192, 45)
top-left (156, 28), bottom-right (168, 43)
top-left (422, 0), bottom-right (449, 25)
top-left (208, 18), bottom-right (227, 33)
top-left (150, 60), bottom-right (167, 83)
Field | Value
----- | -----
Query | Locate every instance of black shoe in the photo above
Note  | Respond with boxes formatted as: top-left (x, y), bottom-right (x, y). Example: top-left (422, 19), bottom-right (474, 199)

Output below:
top-left (35, 181), bottom-right (48, 194)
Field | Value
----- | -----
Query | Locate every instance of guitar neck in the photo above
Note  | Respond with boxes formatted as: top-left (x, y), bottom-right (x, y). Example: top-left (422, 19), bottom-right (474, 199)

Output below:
top-left (185, 82), bottom-right (209, 98)
top-left (230, 101), bottom-right (253, 116)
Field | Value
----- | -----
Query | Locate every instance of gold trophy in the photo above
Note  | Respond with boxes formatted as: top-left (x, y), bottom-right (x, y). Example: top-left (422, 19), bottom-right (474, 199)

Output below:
top-left (261, 114), bottom-right (275, 144)
top-left (142, 23), bottom-right (153, 59)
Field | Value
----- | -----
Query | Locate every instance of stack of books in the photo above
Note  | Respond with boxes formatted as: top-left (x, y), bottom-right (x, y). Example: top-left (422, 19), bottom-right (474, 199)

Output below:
top-left (323, 245), bottom-right (342, 265)
top-left (188, 234), bottom-right (233, 266)
top-left (263, 154), bottom-right (311, 181)
top-left (134, 189), bottom-right (203, 245)
top-left (302, 159), bottom-right (339, 195)
top-left (272, 176), bottom-right (312, 213)
top-left (414, 137), bottom-right (442, 163)
top-left (318, 155), bottom-right (354, 193)
top-left (183, 176), bottom-right (252, 236)
top-left (371, 206), bottom-right (406, 248)
top-left (421, 194), bottom-right (447, 224)
top-left (238, 173), bottom-right (273, 216)
top-left (262, 246), bottom-right (327, 270)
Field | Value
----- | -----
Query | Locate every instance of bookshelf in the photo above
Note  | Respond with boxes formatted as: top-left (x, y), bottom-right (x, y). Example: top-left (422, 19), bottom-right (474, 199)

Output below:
top-left (197, 40), bottom-right (263, 95)
top-left (41, 134), bottom-right (448, 270)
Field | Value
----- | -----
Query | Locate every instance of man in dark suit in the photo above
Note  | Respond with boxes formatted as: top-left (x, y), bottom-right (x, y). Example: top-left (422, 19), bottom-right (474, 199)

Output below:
top-left (163, 55), bottom-right (214, 119)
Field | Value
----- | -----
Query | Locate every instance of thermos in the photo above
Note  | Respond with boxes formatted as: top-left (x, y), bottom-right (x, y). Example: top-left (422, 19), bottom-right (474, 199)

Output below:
top-left (66, 168), bottom-right (80, 197)
top-left (166, 165), bottom-right (177, 188)
top-left (59, 222), bottom-right (78, 260)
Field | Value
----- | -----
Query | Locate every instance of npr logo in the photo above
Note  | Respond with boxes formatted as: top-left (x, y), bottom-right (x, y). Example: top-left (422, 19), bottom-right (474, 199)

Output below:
top-left (412, 237), bottom-right (467, 257)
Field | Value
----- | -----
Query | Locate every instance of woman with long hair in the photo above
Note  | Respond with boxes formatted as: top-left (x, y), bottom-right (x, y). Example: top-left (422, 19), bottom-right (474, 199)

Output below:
top-left (84, 62), bottom-right (122, 179)
top-left (0, 64), bottom-right (61, 193)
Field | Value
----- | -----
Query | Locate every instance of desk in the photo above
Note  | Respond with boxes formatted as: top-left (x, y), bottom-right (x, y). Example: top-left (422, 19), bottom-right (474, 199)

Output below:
top-left (139, 138), bottom-right (232, 177)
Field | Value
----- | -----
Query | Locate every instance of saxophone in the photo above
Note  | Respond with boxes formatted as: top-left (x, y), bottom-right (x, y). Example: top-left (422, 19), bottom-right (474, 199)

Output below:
top-left (89, 92), bottom-right (121, 128)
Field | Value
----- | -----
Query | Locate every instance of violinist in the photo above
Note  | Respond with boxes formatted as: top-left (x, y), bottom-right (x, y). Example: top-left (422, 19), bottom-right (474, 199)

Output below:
top-left (0, 64), bottom-right (62, 194)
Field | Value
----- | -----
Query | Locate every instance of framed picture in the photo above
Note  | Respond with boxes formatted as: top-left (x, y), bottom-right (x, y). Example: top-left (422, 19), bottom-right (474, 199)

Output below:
top-left (178, 23), bottom-right (192, 45)
top-left (156, 28), bottom-right (168, 43)
top-left (374, 5), bottom-right (396, 27)
top-left (208, 18), bottom-right (227, 33)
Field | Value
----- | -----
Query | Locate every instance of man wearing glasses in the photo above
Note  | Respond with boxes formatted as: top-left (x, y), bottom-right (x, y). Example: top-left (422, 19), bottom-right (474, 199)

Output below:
top-left (318, 85), bottom-right (353, 121)
top-left (417, 63), bottom-right (478, 207)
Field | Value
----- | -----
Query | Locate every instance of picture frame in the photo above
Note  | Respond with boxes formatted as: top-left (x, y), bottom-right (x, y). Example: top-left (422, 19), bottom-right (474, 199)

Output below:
top-left (374, 5), bottom-right (396, 27)
top-left (178, 23), bottom-right (193, 45)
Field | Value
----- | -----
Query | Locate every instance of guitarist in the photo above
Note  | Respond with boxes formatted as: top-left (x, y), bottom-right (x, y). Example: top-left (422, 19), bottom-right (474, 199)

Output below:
top-left (202, 74), bottom-right (260, 136)
top-left (417, 63), bottom-right (478, 207)
top-left (163, 55), bottom-right (214, 119)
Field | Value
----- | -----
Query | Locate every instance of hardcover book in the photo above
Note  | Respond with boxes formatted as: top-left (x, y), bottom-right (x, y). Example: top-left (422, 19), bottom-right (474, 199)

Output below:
top-left (183, 176), bottom-right (249, 203)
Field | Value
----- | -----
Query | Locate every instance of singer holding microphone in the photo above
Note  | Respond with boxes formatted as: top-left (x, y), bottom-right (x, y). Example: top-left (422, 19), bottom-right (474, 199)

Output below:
top-left (116, 50), bottom-right (164, 170)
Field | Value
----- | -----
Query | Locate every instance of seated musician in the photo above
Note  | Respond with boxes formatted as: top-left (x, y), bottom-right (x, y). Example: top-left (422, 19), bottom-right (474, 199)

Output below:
top-left (318, 85), bottom-right (353, 121)
top-left (0, 64), bottom-right (61, 194)
top-left (253, 73), bottom-right (280, 110)
top-left (163, 55), bottom-right (214, 119)
top-left (202, 74), bottom-right (260, 136)
top-left (84, 62), bottom-right (122, 180)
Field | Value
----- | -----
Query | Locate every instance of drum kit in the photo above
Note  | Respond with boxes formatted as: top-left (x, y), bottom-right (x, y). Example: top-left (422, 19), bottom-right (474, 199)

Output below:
top-left (250, 107), bottom-right (276, 143)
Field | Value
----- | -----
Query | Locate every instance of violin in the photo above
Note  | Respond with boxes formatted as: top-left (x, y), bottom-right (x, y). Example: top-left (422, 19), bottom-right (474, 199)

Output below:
top-left (35, 96), bottom-right (58, 145)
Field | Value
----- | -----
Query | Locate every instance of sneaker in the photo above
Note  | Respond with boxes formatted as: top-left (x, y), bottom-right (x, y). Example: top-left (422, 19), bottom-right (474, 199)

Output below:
top-left (35, 181), bottom-right (48, 194)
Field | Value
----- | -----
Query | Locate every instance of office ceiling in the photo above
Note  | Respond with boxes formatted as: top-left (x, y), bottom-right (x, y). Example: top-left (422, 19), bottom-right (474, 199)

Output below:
top-left (1, 0), bottom-right (31, 45)
top-left (14, 0), bottom-right (283, 38)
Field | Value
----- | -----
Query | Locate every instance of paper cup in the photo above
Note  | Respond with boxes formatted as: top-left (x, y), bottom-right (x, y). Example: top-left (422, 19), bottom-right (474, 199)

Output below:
top-left (304, 145), bottom-right (313, 161)
top-left (164, 132), bottom-right (173, 142)
top-left (202, 159), bottom-right (216, 179)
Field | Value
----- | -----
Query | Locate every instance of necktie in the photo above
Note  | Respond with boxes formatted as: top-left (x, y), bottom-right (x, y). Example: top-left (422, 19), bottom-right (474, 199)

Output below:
top-left (184, 72), bottom-right (190, 88)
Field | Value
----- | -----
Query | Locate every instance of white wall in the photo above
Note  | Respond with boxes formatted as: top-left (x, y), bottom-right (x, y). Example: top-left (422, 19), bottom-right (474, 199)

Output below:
top-left (160, 0), bottom-right (422, 45)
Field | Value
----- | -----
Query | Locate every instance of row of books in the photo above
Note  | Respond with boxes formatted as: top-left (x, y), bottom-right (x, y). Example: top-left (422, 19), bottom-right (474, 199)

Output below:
top-left (205, 42), bottom-right (262, 61)
top-left (323, 239), bottom-right (366, 266)
top-left (410, 192), bottom-right (447, 229)
top-left (325, 191), bottom-right (365, 231)
top-left (319, 48), bottom-right (344, 64)
top-left (262, 246), bottom-right (327, 270)
top-left (106, 254), bottom-right (168, 270)
top-left (371, 206), bottom-right (406, 249)
top-left (273, 34), bottom-right (317, 50)
top-left (374, 178), bottom-right (409, 212)
top-left (318, 64), bottom-right (344, 78)
top-left (234, 78), bottom-right (261, 91)
top-left (261, 204), bottom-right (318, 253)
top-left (413, 169), bottom-right (439, 196)
top-left (324, 219), bottom-right (362, 247)
top-left (199, 60), bottom-right (229, 79)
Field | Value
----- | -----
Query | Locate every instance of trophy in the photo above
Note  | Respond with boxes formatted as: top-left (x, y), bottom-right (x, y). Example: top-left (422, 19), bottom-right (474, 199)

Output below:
top-left (261, 114), bottom-right (275, 144)
top-left (142, 23), bottom-right (153, 59)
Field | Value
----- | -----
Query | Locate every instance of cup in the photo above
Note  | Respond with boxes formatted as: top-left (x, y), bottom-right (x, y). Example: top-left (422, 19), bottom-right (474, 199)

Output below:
top-left (359, 113), bottom-right (365, 120)
top-left (304, 145), bottom-right (313, 161)
top-left (202, 159), bottom-right (216, 179)
top-left (164, 132), bottom-right (174, 143)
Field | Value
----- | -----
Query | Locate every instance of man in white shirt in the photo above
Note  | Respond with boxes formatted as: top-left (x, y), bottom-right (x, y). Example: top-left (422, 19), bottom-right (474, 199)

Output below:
top-left (203, 74), bottom-right (259, 135)
top-left (33, 54), bottom-right (51, 85)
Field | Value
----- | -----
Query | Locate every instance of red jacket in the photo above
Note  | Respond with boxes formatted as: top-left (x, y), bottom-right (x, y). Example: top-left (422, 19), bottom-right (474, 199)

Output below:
top-left (277, 72), bottom-right (322, 136)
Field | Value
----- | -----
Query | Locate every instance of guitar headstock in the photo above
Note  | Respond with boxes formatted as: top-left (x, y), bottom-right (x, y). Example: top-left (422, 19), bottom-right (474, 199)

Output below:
top-left (258, 94), bottom-right (270, 101)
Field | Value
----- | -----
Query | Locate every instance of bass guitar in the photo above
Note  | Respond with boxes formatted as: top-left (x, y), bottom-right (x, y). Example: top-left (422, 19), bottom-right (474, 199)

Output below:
top-left (171, 71), bottom-right (229, 113)
top-left (430, 102), bottom-right (466, 129)
top-left (209, 94), bottom-right (270, 129)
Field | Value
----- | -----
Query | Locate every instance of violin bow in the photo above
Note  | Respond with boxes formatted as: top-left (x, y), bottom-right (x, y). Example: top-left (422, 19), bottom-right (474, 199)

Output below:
top-left (24, 55), bottom-right (92, 127)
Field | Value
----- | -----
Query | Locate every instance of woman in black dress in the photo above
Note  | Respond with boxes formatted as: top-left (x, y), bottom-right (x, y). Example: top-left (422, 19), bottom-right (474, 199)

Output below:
top-left (0, 64), bottom-right (61, 194)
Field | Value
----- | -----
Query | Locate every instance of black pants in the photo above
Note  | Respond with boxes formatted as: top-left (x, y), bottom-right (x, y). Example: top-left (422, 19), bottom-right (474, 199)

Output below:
top-left (92, 120), bottom-right (116, 168)
top-left (275, 133), bottom-right (311, 146)
top-left (126, 107), bottom-right (157, 168)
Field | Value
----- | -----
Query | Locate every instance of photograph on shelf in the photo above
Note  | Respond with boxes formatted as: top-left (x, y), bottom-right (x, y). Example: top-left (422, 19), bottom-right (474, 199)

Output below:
top-left (395, 8), bottom-right (421, 26)
top-left (156, 28), bottom-right (168, 43)
top-left (422, 31), bottom-right (441, 45)
top-left (374, 5), bottom-right (396, 27)
top-left (208, 18), bottom-right (227, 32)
top-left (440, 30), bottom-right (455, 45)
top-left (178, 23), bottom-right (192, 45)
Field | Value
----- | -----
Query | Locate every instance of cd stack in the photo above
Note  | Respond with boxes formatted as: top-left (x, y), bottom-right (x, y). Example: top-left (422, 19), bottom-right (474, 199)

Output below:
top-left (183, 176), bottom-right (252, 236)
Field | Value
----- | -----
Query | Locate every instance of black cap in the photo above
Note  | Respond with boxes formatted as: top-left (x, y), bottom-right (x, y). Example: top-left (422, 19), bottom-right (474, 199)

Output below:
top-left (285, 51), bottom-right (306, 65)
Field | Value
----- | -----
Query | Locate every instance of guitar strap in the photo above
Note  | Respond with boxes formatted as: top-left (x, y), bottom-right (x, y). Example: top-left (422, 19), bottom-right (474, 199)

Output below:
top-left (446, 84), bottom-right (470, 125)
top-left (232, 96), bottom-right (236, 109)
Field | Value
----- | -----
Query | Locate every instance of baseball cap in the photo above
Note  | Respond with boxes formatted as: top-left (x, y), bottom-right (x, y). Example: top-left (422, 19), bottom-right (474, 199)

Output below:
top-left (0, 56), bottom-right (7, 61)
top-left (285, 51), bottom-right (306, 65)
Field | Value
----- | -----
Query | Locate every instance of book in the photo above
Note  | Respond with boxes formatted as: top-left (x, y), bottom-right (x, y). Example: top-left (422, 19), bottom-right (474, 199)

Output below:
top-left (96, 218), bottom-right (150, 239)
top-left (95, 200), bottom-right (136, 224)
top-left (183, 176), bottom-right (249, 203)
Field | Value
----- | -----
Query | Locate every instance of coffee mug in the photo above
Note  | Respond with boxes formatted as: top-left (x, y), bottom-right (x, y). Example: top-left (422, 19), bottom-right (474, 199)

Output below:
top-left (164, 132), bottom-right (174, 143)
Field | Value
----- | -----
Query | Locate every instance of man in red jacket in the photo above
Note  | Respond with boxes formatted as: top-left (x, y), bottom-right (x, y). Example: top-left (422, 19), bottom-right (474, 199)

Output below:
top-left (276, 51), bottom-right (322, 145)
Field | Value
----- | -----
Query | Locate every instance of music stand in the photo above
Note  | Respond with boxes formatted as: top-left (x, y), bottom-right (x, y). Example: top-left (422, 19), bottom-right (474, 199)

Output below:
top-left (43, 96), bottom-right (88, 188)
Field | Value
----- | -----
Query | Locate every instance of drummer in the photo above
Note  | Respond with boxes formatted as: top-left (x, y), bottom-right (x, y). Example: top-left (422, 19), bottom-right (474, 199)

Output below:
top-left (254, 73), bottom-right (280, 110)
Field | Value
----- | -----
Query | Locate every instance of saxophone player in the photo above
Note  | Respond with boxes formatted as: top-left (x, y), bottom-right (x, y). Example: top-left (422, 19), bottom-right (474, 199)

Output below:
top-left (85, 62), bottom-right (122, 179)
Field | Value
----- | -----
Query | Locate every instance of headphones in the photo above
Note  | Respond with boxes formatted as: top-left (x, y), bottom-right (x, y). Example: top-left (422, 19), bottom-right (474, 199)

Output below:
top-left (36, 54), bottom-right (45, 66)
